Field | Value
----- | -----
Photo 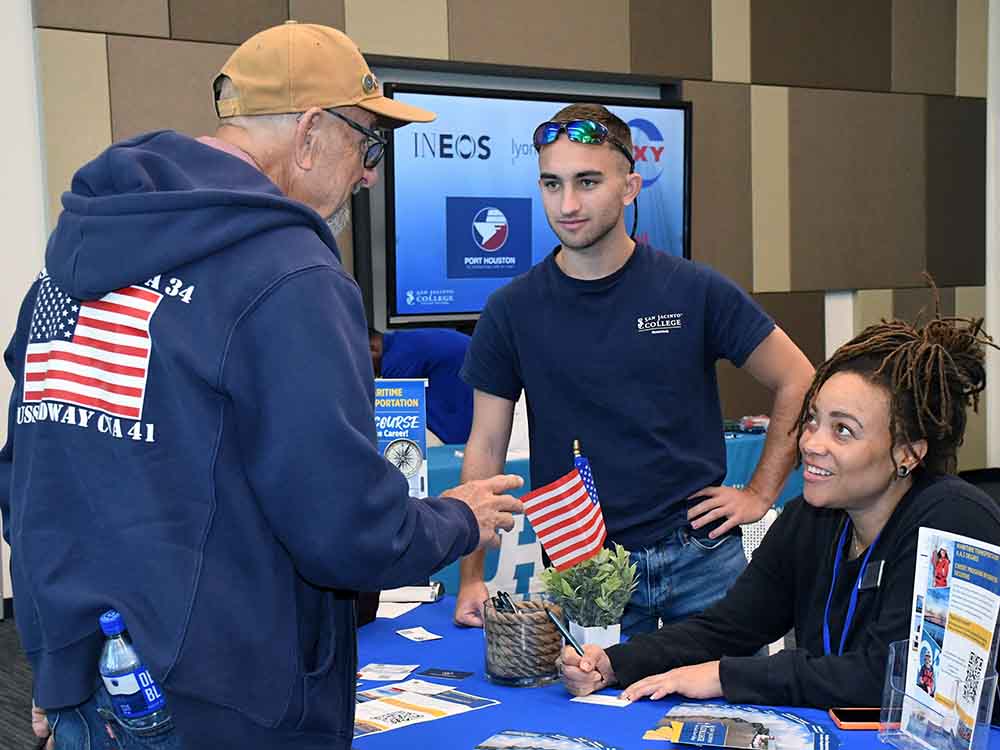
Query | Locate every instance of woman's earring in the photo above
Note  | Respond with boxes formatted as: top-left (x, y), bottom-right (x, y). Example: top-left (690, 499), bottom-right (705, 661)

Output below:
top-left (897, 464), bottom-right (911, 478)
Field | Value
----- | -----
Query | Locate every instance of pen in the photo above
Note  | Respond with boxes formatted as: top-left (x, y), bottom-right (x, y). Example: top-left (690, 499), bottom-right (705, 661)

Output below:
top-left (499, 591), bottom-right (517, 612)
top-left (544, 606), bottom-right (585, 657)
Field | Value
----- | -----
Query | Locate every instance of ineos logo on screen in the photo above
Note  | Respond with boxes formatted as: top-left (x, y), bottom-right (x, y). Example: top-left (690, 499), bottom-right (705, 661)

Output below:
top-left (412, 132), bottom-right (492, 160)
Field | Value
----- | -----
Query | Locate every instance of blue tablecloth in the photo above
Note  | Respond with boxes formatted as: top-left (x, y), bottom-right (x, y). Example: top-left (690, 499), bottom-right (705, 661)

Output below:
top-left (428, 433), bottom-right (805, 594)
top-left (357, 596), bottom-right (970, 749)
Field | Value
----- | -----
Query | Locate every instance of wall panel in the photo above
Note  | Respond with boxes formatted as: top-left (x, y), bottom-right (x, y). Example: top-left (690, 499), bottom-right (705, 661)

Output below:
top-left (33, 0), bottom-right (170, 37)
top-left (37, 29), bottom-right (113, 228)
top-left (788, 88), bottom-right (926, 291)
top-left (750, 0), bottom-right (892, 91)
top-left (108, 36), bottom-right (236, 142)
top-left (169, 0), bottom-right (287, 44)
top-left (891, 0), bottom-right (956, 95)
top-left (631, 0), bottom-right (712, 80)
top-left (924, 96), bottom-right (986, 287)
top-left (448, 0), bottom-right (629, 73)
top-left (717, 291), bottom-right (825, 419)
top-left (711, 0), bottom-right (751, 84)
top-left (289, 0), bottom-right (346, 28)
top-left (683, 80), bottom-right (753, 290)
top-left (346, 0), bottom-right (448, 59)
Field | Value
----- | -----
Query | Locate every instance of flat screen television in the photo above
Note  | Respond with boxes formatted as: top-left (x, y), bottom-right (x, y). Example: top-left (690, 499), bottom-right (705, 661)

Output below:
top-left (384, 84), bottom-right (691, 325)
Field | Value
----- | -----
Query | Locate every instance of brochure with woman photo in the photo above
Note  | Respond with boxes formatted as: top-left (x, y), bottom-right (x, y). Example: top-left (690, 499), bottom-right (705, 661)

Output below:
top-left (643, 703), bottom-right (839, 750)
top-left (902, 528), bottom-right (1000, 750)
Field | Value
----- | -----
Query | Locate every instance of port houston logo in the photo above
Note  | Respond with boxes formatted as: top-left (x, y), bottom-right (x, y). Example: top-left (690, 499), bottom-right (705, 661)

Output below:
top-left (472, 207), bottom-right (509, 252)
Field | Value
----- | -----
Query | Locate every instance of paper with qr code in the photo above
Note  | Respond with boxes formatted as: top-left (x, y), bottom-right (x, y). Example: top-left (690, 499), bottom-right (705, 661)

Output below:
top-left (902, 528), bottom-right (1000, 750)
top-left (353, 682), bottom-right (499, 738)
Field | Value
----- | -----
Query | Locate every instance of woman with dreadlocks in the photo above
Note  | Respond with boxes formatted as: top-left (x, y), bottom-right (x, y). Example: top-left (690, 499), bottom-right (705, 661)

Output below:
top-left (560, 314), bottom-right (1000, 710)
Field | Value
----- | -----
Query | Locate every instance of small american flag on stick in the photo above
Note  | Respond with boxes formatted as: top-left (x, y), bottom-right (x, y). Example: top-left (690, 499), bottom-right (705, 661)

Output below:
top-left (521, 440), bottom-right (607, 571)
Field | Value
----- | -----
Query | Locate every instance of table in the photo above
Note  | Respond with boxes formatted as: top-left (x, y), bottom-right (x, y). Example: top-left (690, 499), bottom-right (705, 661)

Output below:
top-left (427, 434), bottom-right (805, 594)
top-left (357, 596), bottom-right (959, 749)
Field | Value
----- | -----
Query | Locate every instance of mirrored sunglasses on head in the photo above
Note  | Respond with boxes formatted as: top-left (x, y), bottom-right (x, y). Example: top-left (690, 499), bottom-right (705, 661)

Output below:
top-left (532, 118), bottom-right (640, 240)
top-left (532, 119), bottom-right (635, 171)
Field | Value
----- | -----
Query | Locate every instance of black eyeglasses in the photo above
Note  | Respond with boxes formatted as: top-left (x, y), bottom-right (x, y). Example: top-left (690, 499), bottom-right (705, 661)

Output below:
top-left (532, 119), bottom-right (635, 171)
top-left (325, 109), bottom-right (387, 169)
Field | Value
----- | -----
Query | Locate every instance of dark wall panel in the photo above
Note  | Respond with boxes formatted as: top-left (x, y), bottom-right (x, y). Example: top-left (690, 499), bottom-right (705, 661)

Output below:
top-left (33, 0), bottom-right (170, 36)
top-left (169, 0), bottom-right (288, 44)
top-left (630, 0), bottom-right (712, 80)
top-left (893, 286), bottom-right (956, 326)
top-left (924, 96), bottom-right (986, 287)
top-left (289, 0), bottom-right (346, 29)
top-left (717, 291), bottom-right (824, 419)
top-left (751, 0), bottom-right (892, 91)
top-left (788, 88), bottom-right (926, 291)
top-left (683, 80), bottom-right (753, 290)
top-left (891, 0), bottom-right (956, 95)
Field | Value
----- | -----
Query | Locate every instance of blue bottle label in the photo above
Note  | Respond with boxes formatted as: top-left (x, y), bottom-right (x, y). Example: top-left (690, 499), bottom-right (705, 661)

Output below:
top-left (101, 667), bottom-right (166, 718)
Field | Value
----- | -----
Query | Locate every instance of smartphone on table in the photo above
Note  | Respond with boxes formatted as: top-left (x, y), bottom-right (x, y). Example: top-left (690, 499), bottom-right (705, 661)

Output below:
top-left (828, 706), bottom-right (881, 730)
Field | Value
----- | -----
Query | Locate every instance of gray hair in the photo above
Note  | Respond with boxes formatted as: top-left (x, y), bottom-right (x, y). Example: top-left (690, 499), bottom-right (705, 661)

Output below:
top-left (215, 76), bottom-right (298, 135)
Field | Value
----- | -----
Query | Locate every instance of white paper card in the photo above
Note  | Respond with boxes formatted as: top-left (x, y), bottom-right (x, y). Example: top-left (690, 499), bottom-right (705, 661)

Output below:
top-left (570, 694), bottom-right (632, 708)
top-left (357, 663), bottom-right (419, 681)
top-left (396, 626), bottom-right (442, 642)
top-left (390, 679), bottom-right (456, 695)
top-left (376, 601), bottom-right (421, 619)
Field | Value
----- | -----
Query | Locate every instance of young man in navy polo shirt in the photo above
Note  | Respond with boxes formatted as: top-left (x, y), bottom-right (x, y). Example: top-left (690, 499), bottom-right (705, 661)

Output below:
top-left (454, 103), bottom-right (815, 635)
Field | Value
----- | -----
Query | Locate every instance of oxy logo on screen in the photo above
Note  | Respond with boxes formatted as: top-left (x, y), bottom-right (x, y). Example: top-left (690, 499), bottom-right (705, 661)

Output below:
top-left (472, 207), bottom-right (509, 252)
top-left (412, 131), bottom-right (492, 160)
top-left (628, 118), bottom-right (666, 188)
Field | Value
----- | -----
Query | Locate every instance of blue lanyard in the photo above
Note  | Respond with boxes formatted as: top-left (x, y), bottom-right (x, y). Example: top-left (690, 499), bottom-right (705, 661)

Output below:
top-left (822, 520), bottom-right (880, 656)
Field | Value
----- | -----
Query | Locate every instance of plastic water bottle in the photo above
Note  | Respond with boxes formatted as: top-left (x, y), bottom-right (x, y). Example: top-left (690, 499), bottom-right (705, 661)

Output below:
top-left (98, 609), bottom-right (171, 730)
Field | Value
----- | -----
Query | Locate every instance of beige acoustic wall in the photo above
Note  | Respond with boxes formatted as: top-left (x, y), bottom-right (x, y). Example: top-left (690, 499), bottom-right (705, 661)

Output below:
top-left (3, 0), bottom-right (49, 608)
top-left (37, 29), bottom-right (112, 227)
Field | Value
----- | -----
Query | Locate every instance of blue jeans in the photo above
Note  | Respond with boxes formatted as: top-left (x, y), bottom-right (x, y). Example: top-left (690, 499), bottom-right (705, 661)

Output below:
top-left (621, 527), bottom-right (747, 637)
top-left (46, 684), bottom-right (182, 750)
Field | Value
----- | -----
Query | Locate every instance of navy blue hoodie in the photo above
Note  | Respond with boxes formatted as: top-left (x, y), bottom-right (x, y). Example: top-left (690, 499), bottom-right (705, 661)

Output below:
top-left (0, 131), bottom-right (478, 746)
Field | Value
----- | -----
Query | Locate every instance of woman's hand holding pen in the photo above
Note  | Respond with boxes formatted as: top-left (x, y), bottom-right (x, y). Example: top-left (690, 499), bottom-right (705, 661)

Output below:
top-left (560, 644), bottom-right (617, 697)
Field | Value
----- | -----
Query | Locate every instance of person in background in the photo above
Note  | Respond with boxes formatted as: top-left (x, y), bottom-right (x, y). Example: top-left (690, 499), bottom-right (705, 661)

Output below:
top-left (370, 327), bottom-right (474, 444)
top-left (454, 103), bottom-right (815, 632)
top-left (3, 22), bottom-right (522, 750)
top-left (560, 313), bottom-right (1000, 710)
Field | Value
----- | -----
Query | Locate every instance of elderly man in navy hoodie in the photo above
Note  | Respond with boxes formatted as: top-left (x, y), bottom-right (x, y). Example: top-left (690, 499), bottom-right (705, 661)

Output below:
top-left (1, 22), bottom-right (522, 750)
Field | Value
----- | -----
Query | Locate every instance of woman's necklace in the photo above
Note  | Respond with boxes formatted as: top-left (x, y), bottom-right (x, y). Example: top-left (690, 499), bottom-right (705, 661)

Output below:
top-left (851, 528), bottom-right (867, 559)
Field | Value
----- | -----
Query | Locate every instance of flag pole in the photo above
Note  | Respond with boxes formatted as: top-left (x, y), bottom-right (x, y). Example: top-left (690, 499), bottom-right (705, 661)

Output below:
top-left (573, 439), bottom-right (581, 459)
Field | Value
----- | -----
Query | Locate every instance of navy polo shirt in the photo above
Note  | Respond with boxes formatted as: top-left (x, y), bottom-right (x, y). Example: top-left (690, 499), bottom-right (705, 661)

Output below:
top-left (461, 245), bottom-right (774, 549)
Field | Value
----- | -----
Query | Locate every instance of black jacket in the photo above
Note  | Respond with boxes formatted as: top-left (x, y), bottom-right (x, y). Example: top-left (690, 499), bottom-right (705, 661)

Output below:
top-left (607, 474), bottom-right (1000, 709)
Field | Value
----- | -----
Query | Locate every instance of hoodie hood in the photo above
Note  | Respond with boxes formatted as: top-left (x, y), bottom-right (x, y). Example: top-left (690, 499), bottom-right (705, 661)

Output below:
top-left (45, 130), bottom-right (339, 300)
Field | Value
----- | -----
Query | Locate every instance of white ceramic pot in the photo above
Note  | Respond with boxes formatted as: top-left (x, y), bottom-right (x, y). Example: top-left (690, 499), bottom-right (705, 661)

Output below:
top-left (568, 621), bottom-right (621, 650)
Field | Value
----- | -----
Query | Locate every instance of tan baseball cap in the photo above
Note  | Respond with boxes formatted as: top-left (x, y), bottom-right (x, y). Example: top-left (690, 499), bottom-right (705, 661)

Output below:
top-left (213, 21), bottom-right (434, 126)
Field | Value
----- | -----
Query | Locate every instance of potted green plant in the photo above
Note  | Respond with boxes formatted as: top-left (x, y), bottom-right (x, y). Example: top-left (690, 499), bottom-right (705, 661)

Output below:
top-left (540, 544), bottom-right (638, 649)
